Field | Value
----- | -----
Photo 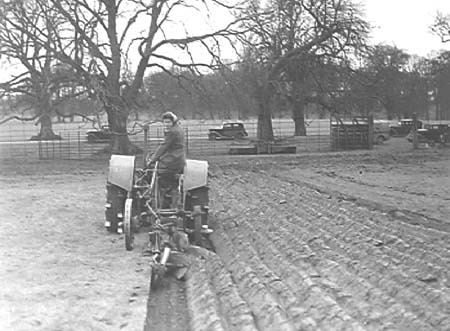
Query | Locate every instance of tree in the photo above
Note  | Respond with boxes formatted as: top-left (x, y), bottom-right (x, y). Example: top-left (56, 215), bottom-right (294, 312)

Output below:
top-left (8, 0), bottom-right (245, 154)
top-left (0, 0), bottom-right (75, 140)
top-left (432, 12), bottom-right (450, 43)
top-left (358, 45), bottom-right (413, 119)
top-left (428, 51), bottom-right (450, 120)
top-left (237, 0), bottom-right (369, 139)
top-left (431, 13), bottom-right (450, 120)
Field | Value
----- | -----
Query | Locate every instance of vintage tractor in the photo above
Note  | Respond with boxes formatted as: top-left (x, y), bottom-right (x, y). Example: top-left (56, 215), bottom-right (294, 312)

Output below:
top-left (104, 155), bottom-right (212, 286)
top-left (105, 155), bottom-right (211, 244)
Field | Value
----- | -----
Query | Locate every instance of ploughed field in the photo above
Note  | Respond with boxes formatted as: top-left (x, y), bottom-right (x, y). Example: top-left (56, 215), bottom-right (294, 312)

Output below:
top-left (1, 139), bottom-right (449, 331)
top-left (149, 142), bottom-right (450, 331)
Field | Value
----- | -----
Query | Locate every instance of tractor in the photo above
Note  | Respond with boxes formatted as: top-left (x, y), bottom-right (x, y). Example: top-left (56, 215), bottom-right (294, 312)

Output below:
top-left (104, 155), bottom-right (212, 286)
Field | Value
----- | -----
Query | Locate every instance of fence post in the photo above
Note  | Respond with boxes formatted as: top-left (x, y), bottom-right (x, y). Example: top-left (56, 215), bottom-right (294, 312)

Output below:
top-left (185, 127), bottom-right (189, 156)
top-left (38, 139), bottom-right (42, 160)
top-left (68, 132), bottom-right (71, 160)
top-left (59, 132), bottom-right (63, 159)
top-left (78, 130), bottom-right (81, 159)
top-left (412, 113), bottom-right (418, 150)
top-left (52, 136), bottom-right (55, 159)
top-left (368, 115), bottom-right (374, 150)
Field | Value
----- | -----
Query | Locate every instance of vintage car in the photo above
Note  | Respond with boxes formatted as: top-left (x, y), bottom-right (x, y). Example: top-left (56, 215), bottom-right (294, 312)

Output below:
top-left (389, 119), bottom-right (423, 137)
top-left (86, 125), bottom-right (112, 143)
top-left (373, 120), bottom-right (391, 144)
top-left (208, 121), bottom-right (248, 140)
top-left (408, 123), bottom-right (450, 145)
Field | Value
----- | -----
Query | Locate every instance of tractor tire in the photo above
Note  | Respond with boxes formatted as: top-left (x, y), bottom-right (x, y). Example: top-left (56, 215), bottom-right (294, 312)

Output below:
top-left (105, 182), bottom-right (126, 233)
top-left (124, 198), bottom-right (134, 251)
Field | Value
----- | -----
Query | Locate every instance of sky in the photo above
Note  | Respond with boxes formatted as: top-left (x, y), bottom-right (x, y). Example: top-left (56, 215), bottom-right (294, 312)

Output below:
top-left (2, 0), bottom-right (450, 79)
top-left (363, 0), bottom-right (450, 56)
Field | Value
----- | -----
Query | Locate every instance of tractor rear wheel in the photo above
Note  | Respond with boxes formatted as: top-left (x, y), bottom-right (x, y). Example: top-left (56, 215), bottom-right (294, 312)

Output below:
top-left (105, 183), bottom-right (126, 233)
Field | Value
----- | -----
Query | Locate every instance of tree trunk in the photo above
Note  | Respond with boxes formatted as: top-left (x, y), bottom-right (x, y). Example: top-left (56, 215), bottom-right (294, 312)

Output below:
top-left (256, 86), bottom-right (274, 141)
top-left (30, 111), bottom-right (61, 141)
top-left (293, 100), bottom-right (307, 136)
top-left (107, 105), bottom-right (142, 155)
top-left (290, 79), bottom-right (307, 136)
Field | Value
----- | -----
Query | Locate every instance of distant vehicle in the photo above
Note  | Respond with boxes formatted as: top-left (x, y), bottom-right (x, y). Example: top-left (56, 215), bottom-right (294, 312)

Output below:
top-left (208, 121), bottom-right (248, 140)
top-left (373, 120), bottom-right (391, 144)
top-left (408, 123), bottom-right (450, 145)
top-left (86, 125), bottom-right (112, 143)
top-left (389, 119), bottom-right (423, 137)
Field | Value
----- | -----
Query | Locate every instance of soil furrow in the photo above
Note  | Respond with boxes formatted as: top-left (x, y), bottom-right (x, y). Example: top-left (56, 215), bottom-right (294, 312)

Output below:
top-left (275, 214), bottom-right (449, 329)
top-left (145, 277), bottom-right (190, 331)
top-left (245, 214), bottom-right (431, 331)
top-left (273, 171), bottom-right (450, 254)
top-left (210, 175), bottom-right (446, 330)
top-left (223, 219), bottom-right (379, 331)
top-left (186, 258), bottom-right (226, 331)
top-left (212, 225), bottom-right (296, 331)
top-left (296, 198), bottom-right (449, 290)
top-left (201, 247), bottom-right (259, 331)
top-left (232, 171), bottom-right (448, 301)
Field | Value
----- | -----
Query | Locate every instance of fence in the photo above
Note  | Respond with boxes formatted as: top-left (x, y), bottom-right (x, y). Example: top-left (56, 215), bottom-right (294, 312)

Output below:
top-left (0, 118), bottom-right (332, 161)
top-left (331, 116), bottom-right (373, 150)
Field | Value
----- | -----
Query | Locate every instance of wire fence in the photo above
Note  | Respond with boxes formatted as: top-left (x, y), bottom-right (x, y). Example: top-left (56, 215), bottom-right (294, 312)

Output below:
top-left (0, 118), bottom-right (333, 161)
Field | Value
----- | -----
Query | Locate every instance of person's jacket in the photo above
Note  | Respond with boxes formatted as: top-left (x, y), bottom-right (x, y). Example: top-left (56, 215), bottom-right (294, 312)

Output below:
top-left (152, 123), bottom-right (186, 173)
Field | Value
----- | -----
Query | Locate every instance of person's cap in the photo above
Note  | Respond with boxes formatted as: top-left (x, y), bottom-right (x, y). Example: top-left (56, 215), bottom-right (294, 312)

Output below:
top-left (161, 111), bottom-right (178, 123)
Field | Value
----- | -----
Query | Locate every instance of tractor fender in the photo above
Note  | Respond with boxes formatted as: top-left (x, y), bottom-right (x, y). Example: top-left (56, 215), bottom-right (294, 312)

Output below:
top-left (108, 155), bottom-right (135, 191)
top-left (184, 159), bottom-right (208, 191)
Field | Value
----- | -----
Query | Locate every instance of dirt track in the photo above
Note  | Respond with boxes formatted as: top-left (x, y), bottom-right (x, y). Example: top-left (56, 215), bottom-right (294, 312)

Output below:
top-left (1, 139), bottom-right (449, 331)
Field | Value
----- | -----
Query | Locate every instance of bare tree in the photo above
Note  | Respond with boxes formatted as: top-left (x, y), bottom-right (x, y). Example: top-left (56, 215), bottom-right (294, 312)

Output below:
top-left (237, 0), bottom-right (369, 139)
top-left (432, 12), bottom-right (450, 43)
top-left (6, 0), bottom-right (246, 154)
top-left (0, 0), bottom-right (76, 140)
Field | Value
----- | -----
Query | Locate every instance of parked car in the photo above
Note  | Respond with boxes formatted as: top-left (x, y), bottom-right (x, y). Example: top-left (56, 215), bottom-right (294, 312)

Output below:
top-left (208, 121), bottom-right (248, 140)
top-left (373, 120), bottom-right (391, 144)
top-left (86, 125), bottom-right (112, 143)
top-left (407, 123), bottom-right (450, 145)
top-left (389, 119), bottom-right (423, 137)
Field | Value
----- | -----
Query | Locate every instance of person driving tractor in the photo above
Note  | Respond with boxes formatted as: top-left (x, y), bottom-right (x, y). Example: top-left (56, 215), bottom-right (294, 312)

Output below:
top-left (146, 111), bottom-right (185, 172)
top-left (146, 111), bottom-right (186, 207)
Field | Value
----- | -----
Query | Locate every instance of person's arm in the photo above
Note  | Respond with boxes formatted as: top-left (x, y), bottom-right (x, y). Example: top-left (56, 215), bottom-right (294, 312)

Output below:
top-left (151, 129), bottom-right (176, 162)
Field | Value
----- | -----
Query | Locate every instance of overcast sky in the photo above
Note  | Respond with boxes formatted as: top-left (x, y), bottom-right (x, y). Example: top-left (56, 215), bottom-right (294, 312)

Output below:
top-left (363, 0), bottom-right (450, 56)
top-left (2, 0), bottom-right (450, 78)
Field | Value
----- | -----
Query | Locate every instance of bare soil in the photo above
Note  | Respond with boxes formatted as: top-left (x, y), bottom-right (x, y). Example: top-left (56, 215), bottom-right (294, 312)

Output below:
top-left (1, 138), bottom-right (449, 331)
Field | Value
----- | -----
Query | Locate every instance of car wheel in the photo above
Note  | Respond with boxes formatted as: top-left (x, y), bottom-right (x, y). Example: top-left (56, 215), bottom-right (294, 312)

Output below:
top-left (376, 135), bottom-right (385, 144)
